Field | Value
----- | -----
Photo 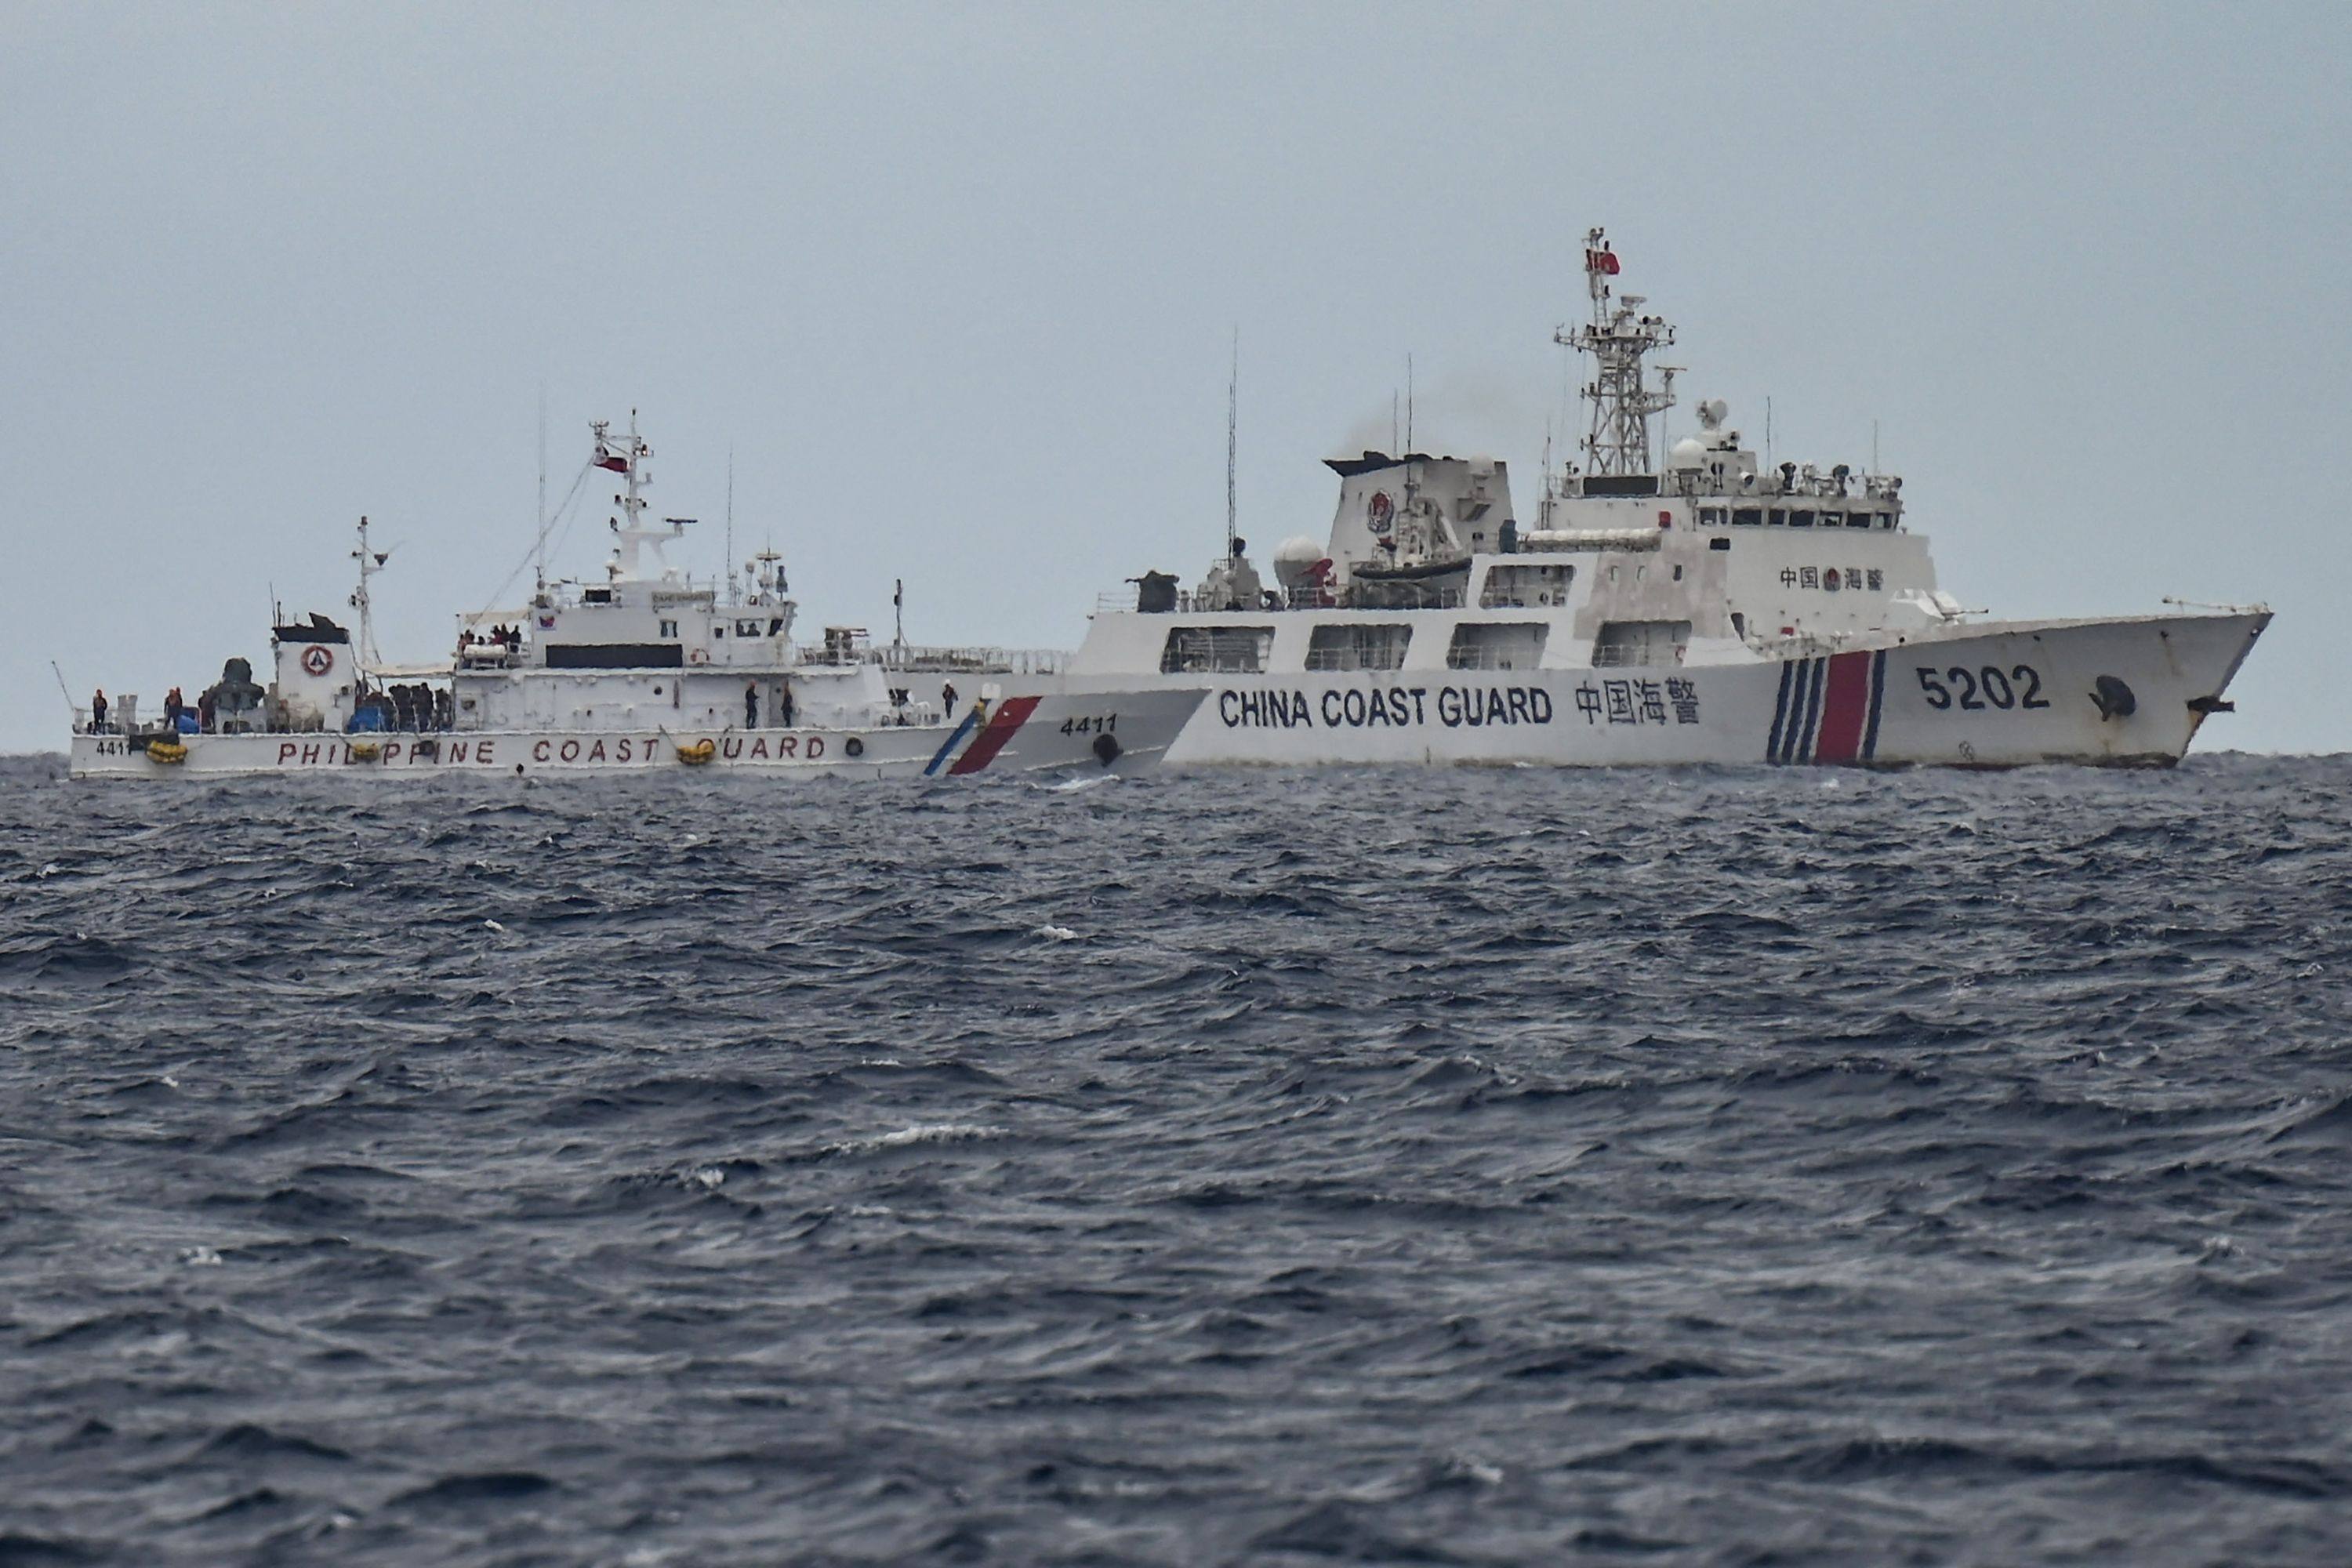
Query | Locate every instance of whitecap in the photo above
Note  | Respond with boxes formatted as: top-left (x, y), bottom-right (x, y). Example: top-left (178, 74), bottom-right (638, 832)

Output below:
top-left (827, 1123), bottom-right (1006, 1157)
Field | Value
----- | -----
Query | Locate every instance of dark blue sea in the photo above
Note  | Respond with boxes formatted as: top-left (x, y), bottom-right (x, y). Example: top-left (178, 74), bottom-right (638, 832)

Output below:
top-left (3, 753), bottom-right (2349, 1566)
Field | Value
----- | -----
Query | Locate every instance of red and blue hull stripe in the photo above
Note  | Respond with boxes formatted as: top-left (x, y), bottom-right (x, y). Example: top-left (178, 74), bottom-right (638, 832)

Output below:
top-left (924, 696), bottom-right (1044, 777)
top-left (1767, 650), bottom-right (1887, 764)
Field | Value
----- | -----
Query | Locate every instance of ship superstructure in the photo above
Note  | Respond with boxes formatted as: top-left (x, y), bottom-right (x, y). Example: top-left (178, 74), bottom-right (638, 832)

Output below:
top-left (1050, 229), bottom-right (2266, 767)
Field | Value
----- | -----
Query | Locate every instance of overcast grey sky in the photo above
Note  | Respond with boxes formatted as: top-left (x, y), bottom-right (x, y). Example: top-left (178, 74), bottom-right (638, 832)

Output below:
top-left (5, 2), bottom-right (2347, 753)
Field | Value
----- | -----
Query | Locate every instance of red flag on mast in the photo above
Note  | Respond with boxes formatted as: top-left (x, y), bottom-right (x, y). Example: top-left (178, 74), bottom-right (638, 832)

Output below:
top-left (593, 446), bottom-right (630, 474)
top-left (1585, 248), bottom-right (1621, 276)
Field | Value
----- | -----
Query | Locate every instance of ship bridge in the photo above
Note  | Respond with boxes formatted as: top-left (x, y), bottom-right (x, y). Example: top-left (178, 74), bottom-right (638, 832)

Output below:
top-left (1076, 227), bottom-right (1970, 681)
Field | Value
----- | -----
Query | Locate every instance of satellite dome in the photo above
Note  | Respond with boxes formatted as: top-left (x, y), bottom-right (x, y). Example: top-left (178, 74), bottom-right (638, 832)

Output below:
top-left (1272, 535), bottom-right (1330, 590)
top-left (1668, 436), bottom-right (1708, 470)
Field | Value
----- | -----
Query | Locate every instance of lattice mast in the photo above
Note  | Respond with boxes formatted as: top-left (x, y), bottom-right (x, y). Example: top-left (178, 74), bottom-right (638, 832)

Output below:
top-left (1557, 227), bottom-right (1679, 477)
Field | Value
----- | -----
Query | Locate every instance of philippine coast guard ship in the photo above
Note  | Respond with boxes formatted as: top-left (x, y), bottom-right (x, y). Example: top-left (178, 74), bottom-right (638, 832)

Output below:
top-left (69, 418), bottom-right (1200, 779)
top-left (1048, 230), bottom-right (2267, 768)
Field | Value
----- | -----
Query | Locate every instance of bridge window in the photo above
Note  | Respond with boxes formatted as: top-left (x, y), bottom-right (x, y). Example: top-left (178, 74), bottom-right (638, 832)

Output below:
top-left (1160, 625), bottom-right (1275, 673)
top-left (1592, 619), bottom-right (1693, 668)
top-left (1789, 510), bottom-right (1816, 528)
top-left (1875, 512), bottom-right (1896, 530)
top-left (1843, 509), bottom-right (1873, 528)
top-left (1306, 622), bottom-right (1412, 671)
top-left (1767, 509), bottom-right (1788, 526)
top-left (659, 619), bottom-right (679, 638)
top-left (1446, 622), bottom-right (1548, 671)
top-left (1480, 563), bottom-right (1574, 608)
top-left (1732, 507), bottom-right (1762, 526)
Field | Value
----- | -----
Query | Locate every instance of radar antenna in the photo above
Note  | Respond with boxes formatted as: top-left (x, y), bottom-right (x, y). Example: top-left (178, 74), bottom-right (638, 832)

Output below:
top-left (1557, 227), bottom-right (1679, 477)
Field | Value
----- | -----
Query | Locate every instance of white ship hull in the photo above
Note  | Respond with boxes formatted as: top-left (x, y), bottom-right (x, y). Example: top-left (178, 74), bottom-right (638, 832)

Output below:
top-left (1046, 613), bottom-right (2265, 769)
top-left (70, 690), bottom-right (1203, 780)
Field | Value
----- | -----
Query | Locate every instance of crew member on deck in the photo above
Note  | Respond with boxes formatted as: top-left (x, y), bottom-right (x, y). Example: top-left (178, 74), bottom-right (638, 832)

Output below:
top-left (780, 681), bottom-right (796, 729)
top-left (942, 681), bottom-right (958, 717)
top-left (91, 689), bottom-right (107, 733)
top-left (745, 683), bottom-right (759, 729)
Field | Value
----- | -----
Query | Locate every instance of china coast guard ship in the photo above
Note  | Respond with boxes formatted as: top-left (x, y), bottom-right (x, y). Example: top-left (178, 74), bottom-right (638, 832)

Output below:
top-left (69, 419), bottom-right (1200, 779)
top-left (1044, 230), bottom-right (2267, 768)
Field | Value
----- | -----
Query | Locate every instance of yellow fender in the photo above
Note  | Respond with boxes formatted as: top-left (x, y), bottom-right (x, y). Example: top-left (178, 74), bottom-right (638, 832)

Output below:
top-left (146, 739), bottom-right (187, 765)
top-left (348, 741), bottom-right (381, 762)
top-left (676, 739), bottom-right (717, 765)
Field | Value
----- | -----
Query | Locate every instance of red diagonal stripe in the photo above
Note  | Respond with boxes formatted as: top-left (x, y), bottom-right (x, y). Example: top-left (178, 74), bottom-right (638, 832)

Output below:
top-left (1813, 652), bottom-right (1872, 764)
top-left (947, 695), bottom-right (1043, 775)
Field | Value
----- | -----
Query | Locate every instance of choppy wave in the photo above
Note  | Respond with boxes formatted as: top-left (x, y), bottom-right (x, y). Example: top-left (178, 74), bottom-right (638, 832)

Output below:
top-left (2, 753), bottom-right (2349, 1564)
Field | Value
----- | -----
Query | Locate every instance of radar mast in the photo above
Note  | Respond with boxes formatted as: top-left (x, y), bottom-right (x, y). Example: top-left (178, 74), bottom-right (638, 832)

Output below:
top-left (593, 412), bottom-right (687, 583)
top-left (349, 514), bottom-right (389, 670)
top-left (1557, 227), bottom-right (1679, 477)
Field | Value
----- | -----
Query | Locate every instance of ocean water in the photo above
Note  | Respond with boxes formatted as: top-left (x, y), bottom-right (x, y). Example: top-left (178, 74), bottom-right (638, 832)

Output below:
top-left (2, 753), bottom-right (2349, 1566)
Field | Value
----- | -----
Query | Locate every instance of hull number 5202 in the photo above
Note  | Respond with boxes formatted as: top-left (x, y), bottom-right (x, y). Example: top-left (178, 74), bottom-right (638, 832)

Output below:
top-left (1916, 664), bottom-right (2050, 713)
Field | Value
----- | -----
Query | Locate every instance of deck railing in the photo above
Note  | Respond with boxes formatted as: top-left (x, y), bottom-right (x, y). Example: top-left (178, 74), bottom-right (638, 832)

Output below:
top-left (1098, 585), bottom-right (1465, 615)
top-left (865, 644), bottom-right (1070, 677)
